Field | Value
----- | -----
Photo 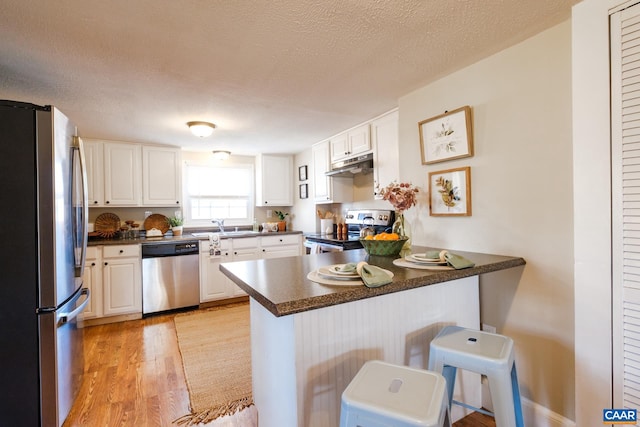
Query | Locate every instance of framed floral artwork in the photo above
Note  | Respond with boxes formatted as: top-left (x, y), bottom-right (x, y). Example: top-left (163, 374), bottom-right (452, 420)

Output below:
top-left (419, 106), bottom-right (473, 164)
top-left (428, 166), bottom-right (472, 216)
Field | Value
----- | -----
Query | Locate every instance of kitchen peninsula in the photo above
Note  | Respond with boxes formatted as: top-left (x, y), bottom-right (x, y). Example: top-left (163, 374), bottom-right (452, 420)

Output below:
top-left (220, 247), bottom-right (525, 426)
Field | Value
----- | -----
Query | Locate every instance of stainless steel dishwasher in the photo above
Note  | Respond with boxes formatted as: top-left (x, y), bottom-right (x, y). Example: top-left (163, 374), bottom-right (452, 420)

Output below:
top-left (142, 240), bottom-right (200, 315)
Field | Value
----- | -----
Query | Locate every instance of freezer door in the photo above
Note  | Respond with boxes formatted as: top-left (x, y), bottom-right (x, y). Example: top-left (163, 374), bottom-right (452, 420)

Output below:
top-left (40, 286), bottom-right (90, 427)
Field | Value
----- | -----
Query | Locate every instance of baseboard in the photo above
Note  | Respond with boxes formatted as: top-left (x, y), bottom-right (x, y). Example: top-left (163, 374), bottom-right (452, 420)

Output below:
top-left (522, 397), bottom-right (576, 427)
top-left (481, 377), bottom-right (575, 426)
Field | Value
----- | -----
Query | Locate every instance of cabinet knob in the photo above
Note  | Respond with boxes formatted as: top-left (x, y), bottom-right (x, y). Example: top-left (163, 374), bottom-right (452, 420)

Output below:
top-left (91, 262), bottom-right (95, 266)
top-left (93, 201), bottom-right (98, 204)
top-left (262, 249), bottom-right (266, 252)
top-left (234, 251), bottom-right (238, 255)
top-left (176, 201), bottom-right (179, 204)
top-left (104, 262), bottom-right (108, 266)
top-left (279, 239), bottom-right (283, 242)
top-left (106, 201), bottom-right (110, 204)
top-left (119, 250), bottom-right (124, 254)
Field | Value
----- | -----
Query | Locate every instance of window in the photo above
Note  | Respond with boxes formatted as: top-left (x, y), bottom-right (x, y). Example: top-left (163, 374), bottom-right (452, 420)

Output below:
top-left (183, 162), bottom-right (254, 226)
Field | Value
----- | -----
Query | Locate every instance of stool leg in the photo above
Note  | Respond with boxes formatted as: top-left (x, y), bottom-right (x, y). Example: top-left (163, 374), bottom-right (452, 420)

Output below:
top-left (487, 372), bottom-right (517, 427)
top-left (511, 364), bottom-right (525, 427)
top-left (441, 365), bottom-right (457, 412)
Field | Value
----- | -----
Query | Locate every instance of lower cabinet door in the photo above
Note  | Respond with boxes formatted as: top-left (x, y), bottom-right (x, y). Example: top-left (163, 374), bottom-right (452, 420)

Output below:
top-left (102, 258), bottom-right (141, 316)
top-left (199, 252), bottom-right (231, 302)
top-left (81, 259), bottom-right (102, 319)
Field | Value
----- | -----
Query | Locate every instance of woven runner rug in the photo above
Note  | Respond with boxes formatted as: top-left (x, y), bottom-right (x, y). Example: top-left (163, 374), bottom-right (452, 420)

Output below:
top-left (173, 303), bottom-right (253, 426)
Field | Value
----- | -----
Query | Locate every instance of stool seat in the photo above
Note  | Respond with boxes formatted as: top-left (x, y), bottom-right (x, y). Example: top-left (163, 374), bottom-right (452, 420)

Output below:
top-left (340, 360), bottom-right (451, 427)
top-left (428, 326), bottom-right (524, 427)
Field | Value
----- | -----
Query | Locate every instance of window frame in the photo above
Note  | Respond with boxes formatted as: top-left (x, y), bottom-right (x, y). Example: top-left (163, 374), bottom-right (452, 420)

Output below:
top-left (182, 161), bottom-right (255, 227)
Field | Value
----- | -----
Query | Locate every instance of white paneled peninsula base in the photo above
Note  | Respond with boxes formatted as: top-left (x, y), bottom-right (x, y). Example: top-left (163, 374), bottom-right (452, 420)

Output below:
top-left (221, 248), bottom-right (525, 427)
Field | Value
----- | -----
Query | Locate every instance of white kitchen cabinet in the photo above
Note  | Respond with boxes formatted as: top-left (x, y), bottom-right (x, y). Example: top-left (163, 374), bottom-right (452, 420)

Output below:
top-left (371, 110), bottom-right (400, 199)
top-left (312, 140), bottom-right (353, 204)
top-left (103, 142), bottom-right (142, 206)
top-left (102, 244), bottom-right (141, 316)
top-left (255, 154), bottom-right (294, 206)
top-left (142, 145), bottom-right (182, 206)
top-left (83, 140), bottom-right (104, 206)
top-left (330, 123), bottom-right (371, 162)
top-left (229, 237), bottom-right (260, 296)
top-left (261, 234), bottom-right (302, 259)
top-left (199, 240), bottom-right (233, 302)
top-left (84, 139), bottom-right (182, 207)
top-left (81, 246), bottom-right (102, 320)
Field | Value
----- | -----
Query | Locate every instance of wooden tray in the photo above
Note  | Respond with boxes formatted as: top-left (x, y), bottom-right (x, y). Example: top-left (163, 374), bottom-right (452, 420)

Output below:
top-left (143, 214), bottom-right (170, 234)
top-left (95, 212), bottom-right (121, 238)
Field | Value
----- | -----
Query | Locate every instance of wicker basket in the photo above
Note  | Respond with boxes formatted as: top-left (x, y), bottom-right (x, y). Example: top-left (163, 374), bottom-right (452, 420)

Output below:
top-left (143, 214), bottom-right (170, 234)
top-left (95, 212), bottom-right (120, 238)
top-left (359, 237), bottom-right (409, 256)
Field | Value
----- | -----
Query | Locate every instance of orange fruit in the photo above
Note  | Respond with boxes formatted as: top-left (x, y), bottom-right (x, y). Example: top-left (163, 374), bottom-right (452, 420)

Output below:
top-left (373, 233), bottom-right (384, 240)
top-left (387, 233), bottom-right (400, 240)
top-left (364, 235), bottom-right (374, 240)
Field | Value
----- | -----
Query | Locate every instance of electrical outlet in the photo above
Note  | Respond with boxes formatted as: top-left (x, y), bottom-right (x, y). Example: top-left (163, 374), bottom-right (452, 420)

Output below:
top-left (266, 210), bottom-right (273, 218)
top-left (482, 323), bottom-right (496, 334)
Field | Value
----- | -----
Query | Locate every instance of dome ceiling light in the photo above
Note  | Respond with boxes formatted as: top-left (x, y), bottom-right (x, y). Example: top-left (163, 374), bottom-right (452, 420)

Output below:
top-left (187, 121), bottom-right (216, 137)
top-left (212, 150), bottom-right (231, 161)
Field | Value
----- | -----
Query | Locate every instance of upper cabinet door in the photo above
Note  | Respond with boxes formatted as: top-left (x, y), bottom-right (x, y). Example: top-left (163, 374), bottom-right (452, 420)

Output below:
top-left (256, 154), bottom-right (293, 206)
top-left (372, 110), bottom-right (399, 199)
top-left (312, 140), bottom-right (353, 204)
top-left (329, 133), bottom-right (349, 162)
top-left (347, 124), bottom-right (371, 156)
top-left (142, 146), bottom-right (182, 206)
top-left (103, 142), bottom-right (142, 206)
top-left (83, 140), bottom-right (104, 206)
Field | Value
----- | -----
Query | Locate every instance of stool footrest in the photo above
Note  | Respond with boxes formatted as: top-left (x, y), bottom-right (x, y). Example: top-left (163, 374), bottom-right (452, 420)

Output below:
top-left (451, 400), bottom-right (494, 418)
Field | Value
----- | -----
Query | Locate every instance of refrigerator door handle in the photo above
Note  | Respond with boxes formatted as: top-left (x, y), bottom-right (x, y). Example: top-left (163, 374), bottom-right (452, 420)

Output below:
top-left (58, 288), bottom-right (90, 325)
top-left (71, 136), bottom-right (88, 281)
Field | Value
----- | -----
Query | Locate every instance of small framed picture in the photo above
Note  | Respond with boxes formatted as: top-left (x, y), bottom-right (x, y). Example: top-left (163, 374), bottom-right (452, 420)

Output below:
top-left (428, 166), bottom-right (472, 216)
top-left (299, 183), bottom-right (308, 199)
top-left (419, 106), bottom-right (473, 164)
top-left (298, 165), bottom-right (308, 181)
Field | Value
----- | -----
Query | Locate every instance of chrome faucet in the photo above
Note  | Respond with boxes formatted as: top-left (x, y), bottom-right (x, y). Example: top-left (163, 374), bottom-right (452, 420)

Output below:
top-left (212, 219), bottom-right (225, 233)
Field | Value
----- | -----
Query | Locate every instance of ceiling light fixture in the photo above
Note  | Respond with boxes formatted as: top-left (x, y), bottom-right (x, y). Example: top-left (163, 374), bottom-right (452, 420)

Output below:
top-left (212, 150), bottom-right (231, 161)
top-left (187, 121), bottom-right (216, 137)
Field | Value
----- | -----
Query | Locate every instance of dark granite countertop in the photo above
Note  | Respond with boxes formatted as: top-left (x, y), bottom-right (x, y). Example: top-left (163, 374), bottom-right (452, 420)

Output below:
top-left (88, 230), bottom-right (303, 246)
top-left (220, 246), bottom-right (525, 317)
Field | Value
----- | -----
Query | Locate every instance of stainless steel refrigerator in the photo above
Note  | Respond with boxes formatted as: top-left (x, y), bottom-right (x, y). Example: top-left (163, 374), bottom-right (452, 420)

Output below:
top-left (0, 100), bottom-right (90, 426)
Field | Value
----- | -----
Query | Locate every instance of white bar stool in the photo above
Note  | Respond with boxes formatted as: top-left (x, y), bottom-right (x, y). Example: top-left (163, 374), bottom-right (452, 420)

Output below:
top-left (340, 360), bottom-right (452, 427)
top-left (428, 325), bottom-right (524, 427)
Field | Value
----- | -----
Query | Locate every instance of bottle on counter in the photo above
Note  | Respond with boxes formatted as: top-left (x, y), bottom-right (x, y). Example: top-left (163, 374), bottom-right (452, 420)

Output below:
top-left (253, 218), bottom-right (259, 232)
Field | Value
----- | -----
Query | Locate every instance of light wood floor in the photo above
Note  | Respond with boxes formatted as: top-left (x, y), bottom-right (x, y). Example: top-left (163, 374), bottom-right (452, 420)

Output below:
top-left (64, 306), bottom-right (494, 426)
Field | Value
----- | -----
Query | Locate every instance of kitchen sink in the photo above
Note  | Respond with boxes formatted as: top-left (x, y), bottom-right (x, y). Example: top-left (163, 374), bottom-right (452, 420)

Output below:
top-left (191, 232), bottom-right (215, 238)
top-left (191, 231), bottom-right (262, 238)
top-left (220, 231), bottom-right (261, 237)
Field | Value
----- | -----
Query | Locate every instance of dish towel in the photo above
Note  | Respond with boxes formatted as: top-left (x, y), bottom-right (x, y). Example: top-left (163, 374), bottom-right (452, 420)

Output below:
top-left (337, 262), bottom-right (392, 288)
top-left (424, 250), bottom-right (475, 269)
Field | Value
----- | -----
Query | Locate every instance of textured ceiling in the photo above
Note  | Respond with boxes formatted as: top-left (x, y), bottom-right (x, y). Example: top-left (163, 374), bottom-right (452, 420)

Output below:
top-left (0, 0), bottom-right (579, 154)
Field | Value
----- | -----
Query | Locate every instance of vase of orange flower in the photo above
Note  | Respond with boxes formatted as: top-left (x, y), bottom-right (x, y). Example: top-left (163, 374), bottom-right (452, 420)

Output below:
top-left (380, 181), bottom-right (419, 250)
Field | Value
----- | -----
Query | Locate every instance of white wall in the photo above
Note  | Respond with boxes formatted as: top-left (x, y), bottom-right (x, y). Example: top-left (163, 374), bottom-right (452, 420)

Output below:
top-left (292, 150), bottom-right (317, 233)
top-left (398, 21), bottom-right (575, 421)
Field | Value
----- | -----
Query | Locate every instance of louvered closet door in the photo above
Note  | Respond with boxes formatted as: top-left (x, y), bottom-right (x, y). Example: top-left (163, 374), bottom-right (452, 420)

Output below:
top-left (612, 2), bottom-right (640, 411)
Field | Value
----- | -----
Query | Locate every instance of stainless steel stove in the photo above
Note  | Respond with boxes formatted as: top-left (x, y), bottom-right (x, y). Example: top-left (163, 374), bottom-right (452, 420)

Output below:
top-left (304, 209), bottom-right (395, 252)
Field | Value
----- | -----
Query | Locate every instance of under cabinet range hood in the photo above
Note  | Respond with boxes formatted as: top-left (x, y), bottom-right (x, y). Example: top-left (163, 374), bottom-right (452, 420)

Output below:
top-left (325, 153), bottom-right (374, 177)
